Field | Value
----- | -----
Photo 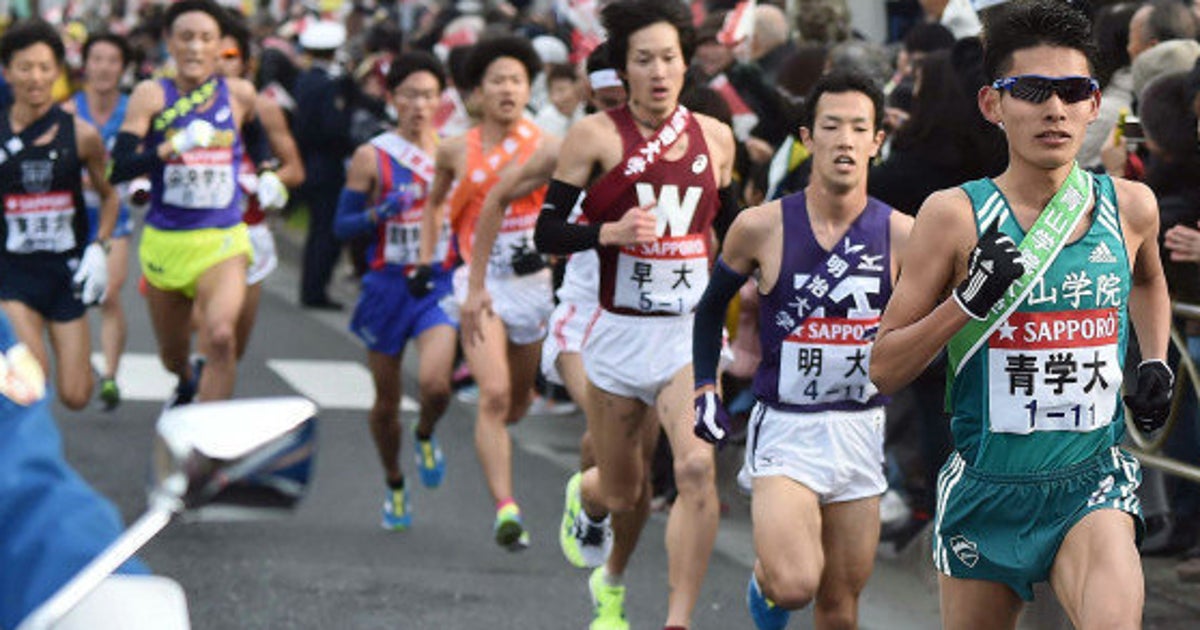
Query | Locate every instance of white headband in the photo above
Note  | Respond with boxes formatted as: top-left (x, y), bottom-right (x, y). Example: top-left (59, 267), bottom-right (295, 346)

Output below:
top-left (588, 69), bottom-right (622, 90)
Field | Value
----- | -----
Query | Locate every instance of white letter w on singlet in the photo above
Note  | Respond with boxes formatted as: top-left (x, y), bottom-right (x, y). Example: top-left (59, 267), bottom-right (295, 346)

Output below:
top-left (636, 183), bottom-right (702, 237)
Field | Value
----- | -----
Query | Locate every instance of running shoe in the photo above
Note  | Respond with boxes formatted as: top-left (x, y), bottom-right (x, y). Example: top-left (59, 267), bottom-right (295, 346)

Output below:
top-left (493, 502), bottom-right (530, 551)
top-left (588, 566), bottom-right (628, 630)
top-left (413, 431), bottom-right (446, 488)
top-left (98, 377), bottom-right (120, 411)
top-left (560, 472), bottom-right (612, 568)
top-left (747, 573), bottom-right (789, 630)
top-left (455, 383), bottom-right (480, 405)
top-left (382, 486), bottom-right (412, 531)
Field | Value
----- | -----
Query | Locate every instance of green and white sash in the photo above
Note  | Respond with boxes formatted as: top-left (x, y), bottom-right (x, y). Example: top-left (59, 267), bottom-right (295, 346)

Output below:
top-left (948, 163), bottom-right (1095, 375)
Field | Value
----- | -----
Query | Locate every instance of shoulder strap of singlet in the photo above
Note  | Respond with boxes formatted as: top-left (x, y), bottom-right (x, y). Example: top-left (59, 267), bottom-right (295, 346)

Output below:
top-left (73, 92), bottom-right (91, 123)
top-left (606, 106), bottom-right (644, 151)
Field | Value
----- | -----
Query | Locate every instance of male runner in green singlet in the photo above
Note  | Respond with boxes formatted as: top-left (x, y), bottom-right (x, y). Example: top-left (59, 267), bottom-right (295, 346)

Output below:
top-left (870, 1), bottom-right (1173, 628)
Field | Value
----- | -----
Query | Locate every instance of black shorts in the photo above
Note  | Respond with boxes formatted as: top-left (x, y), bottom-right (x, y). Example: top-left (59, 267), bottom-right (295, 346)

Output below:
top-left (0, 254), bottom-right (85, 322)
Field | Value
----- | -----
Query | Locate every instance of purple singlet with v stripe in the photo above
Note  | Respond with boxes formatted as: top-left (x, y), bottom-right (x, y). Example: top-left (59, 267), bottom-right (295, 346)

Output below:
top-left (753, 191), bottom-right (894, 413)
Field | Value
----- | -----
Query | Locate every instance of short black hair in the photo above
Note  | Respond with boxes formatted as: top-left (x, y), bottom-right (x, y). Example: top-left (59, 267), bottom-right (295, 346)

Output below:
top-left (800, 71), bottom-right (885, 133)
top-left (903, 22), bottom-right (955, 54)
top-left (1145, 0), bottom-right (1198, 44)
top-left (221, 10), bottom-right (252, 65)
top-left (386, 50), bottom-right (447, 92)
top-left (0, 19), bottom-right (65, 67)
top-left (601, 0), bottom-right (696, 72)
top-left (165, 0), bottom-right (228, 36)
top-left (82, 32), bottom-right (131, 67)
top-left (1140, 71), bottom-right (1196, 161)
top-left (982, 0), bottom-right (1095, 81)
top-left (364, 20), bottom-right (403, 57)
top-left (546, 63), bottom-right (577, 85)
top-left (586, 41), bottom-right (616, 74)
top-left (447, 45), bottom-right (475, 89)
top-left (463, 35), bottom-right (541, 92)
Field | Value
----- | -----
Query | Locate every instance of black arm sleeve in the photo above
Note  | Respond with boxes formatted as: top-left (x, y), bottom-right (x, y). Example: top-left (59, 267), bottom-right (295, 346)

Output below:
top-left (534, 179), bottom-right (602, 255)
top-left (713, 185), bottom-right (740, 246)
top-left (242, 116), bottom-right (274, 167)
top-left (693, 257), bottom-right (750, 387)
top-left (109, 131), bottom-right (161, 183)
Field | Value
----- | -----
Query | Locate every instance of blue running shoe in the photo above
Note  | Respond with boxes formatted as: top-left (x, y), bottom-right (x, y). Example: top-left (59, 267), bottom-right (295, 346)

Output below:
top-left (413, 431), bottom-right (445, 488)
top-left (381, 486), bottom-right (412, 531)
top-left (747, 573), bottom-right (789, 630)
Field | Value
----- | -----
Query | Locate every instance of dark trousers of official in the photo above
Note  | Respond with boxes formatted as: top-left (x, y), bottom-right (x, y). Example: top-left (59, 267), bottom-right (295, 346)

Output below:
top-left (300, 185), bottom-right (342, 305)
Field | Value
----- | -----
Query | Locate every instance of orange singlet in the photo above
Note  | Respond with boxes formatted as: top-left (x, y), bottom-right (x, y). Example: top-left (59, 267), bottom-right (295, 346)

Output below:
top-left (446, 119), bottom-right (545, 271)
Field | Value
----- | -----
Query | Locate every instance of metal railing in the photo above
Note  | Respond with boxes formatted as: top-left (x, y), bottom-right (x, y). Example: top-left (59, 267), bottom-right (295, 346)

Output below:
top-left (1126, 302), bottom-right (1200, 485)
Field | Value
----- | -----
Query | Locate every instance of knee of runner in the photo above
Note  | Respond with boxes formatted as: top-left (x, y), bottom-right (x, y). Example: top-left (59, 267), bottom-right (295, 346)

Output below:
top-left (763, 566), bottom-right (820, 611)
top-left (58, 377), bottom-right (93, 411)
top-left (205, 323), bottom-right (237, 359)
top-left (672, 449), bottom-right (716, 493)
top-left (417, 375), bottom-right (451, 406)
top-left (477, 383), bottom-right (512, 419)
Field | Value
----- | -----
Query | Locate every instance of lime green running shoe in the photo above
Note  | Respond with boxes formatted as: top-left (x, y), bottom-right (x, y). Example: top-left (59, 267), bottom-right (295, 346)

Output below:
top-left (560, 472), bottom-right (612, 568)
top-left (494, 502), bottom-right (530, 551)
top-left (98, 377), bottom-right (120, 411)
top-left (588, 566), bottom-right (628, 630)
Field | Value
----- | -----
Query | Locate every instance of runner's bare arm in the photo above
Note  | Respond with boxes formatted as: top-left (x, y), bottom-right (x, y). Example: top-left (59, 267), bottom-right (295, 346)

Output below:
top-left (550, 114), bottom-right (603, 188)
top-left (871, 189), bottom-right (975, 394)
top-left (419, 136), bottom-right (463, 265)
top-left (228, 77), bottom-right (258, 128)
top-left (256, 95), bottom-right (304, 188)
top-left (1116, 178), bottom-right (1171, 362)
top-left (344, 144), bottom-right (379, 195)
top-left (889, 211), bottom-right (915, 286)
top-left (77, 119), bottom-right (117, 242)
top-left (697, 114), bottom-right (735, 188)
top-left (469, 136), bottom-right (561, 292)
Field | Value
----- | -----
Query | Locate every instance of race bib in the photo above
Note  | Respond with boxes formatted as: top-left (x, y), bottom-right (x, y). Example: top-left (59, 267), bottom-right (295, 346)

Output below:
top-left (613, 234), bottom-right (708, 315)
top-left (987, 308), bottom-right (1122, 434)
top-left (163, 148), bottom-right (236, 210)
top-left (488, 210), bottom-right (539, 277)
top-left (4, 191), bottom-right (76, 253)
top-left (779, 316), bottom-right (878, 405)
top-left (384, 210), bottom-right (450, 267)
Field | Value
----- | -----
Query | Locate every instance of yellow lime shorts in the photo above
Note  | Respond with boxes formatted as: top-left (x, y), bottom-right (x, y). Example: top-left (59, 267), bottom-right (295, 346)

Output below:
top-left (139, 223), bottom-right (252, 299)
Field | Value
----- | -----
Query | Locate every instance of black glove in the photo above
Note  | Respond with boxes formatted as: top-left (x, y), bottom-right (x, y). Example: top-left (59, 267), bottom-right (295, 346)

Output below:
top-left (511, 250), bottom-right (547, 276)
top-left (406, 264), bottom-right (435, 298)
top-left (1124, 359), bottom-right (1173, 433)
top-left (953, 223), bottom-right (1026, 320)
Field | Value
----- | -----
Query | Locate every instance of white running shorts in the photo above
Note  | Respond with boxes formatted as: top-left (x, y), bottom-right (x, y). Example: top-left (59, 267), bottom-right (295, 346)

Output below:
top-left (450, 266), bottom-right (554, 346)
top-left (740, 403), bottom-right (887, 504)
top-left (582, 309), bottom-right (692, 405)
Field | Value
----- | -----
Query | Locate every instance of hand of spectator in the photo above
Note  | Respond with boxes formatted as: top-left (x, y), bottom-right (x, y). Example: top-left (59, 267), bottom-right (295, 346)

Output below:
top-left (1165, 221), bottom-right (1200, 262)
top-left (744, 136), bottom-right (775, 165)
top-left (883, 107), bottom-right (910, 133)
top-left (1101, 130), bottom-right (1128, 176)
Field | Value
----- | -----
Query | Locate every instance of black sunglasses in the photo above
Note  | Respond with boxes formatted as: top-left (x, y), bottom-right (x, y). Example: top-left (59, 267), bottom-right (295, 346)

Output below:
top-left (990, 74), bottom-right (1099, 104)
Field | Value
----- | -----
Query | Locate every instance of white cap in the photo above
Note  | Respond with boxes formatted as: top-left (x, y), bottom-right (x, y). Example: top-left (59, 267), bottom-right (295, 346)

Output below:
top-left (299, 21), bottom-right (346, 51)
top-left (532, 35), bottom-right (569, 65)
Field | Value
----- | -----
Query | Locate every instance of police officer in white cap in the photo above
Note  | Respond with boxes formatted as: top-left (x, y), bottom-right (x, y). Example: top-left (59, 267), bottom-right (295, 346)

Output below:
top-left (294, 20), bottom-right (355, 310)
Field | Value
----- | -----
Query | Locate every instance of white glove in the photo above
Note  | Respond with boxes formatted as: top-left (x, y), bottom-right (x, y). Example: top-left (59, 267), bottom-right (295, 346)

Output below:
top-left (72, 242), bottom-right (108, 306)
top-left (256, 170), bottom-right (289, 211)
top-left (126, 177), bottom-right (152, 212)
top-left (169, 119), bottom-right (216, 155)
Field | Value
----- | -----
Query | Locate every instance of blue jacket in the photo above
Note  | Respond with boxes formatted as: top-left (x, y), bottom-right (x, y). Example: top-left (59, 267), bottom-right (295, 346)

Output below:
top-left (0, 313), bottom-right (146, 629)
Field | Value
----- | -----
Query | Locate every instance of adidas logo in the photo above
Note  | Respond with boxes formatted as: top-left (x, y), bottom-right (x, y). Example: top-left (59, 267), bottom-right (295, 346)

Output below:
top-left (1089, 241), bottom-right (1118, 264)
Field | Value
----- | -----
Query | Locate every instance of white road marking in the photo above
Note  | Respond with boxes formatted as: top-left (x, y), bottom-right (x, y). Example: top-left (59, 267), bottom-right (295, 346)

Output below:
top-left (95, 353), bottom-right (416, 411)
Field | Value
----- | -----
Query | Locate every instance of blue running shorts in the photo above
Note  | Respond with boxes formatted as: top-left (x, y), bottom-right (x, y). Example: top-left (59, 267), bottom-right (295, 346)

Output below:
top-left (350, 267), bottom-right (456, 356)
